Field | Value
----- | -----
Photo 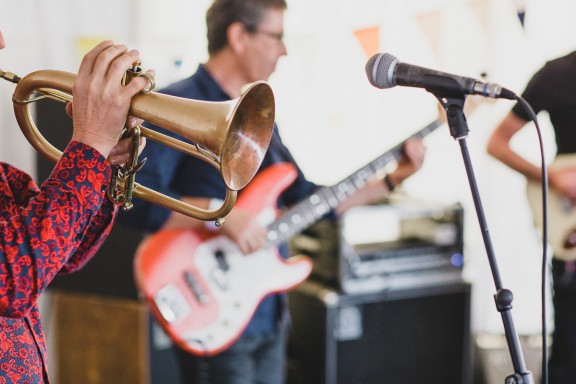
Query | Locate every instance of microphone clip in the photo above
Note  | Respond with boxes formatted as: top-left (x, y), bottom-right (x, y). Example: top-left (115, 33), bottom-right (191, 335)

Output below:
top-left (435, 94), bottom-right (469, 140)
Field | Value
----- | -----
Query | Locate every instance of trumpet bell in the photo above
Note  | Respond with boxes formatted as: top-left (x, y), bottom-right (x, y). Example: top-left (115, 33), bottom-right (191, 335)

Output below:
top-left (221, 82), bottom-right (274, 191)
top-left (131, 81), bottom-right (274, 191)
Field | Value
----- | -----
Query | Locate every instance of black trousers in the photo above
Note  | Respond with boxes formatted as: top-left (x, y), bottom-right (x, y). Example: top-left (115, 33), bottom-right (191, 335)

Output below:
top-left (547, 259), bottom-right (576, 384)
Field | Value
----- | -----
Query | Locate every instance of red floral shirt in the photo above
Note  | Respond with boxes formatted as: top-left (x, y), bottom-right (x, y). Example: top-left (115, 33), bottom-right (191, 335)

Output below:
top-left (0, 141), bottom-right (118, 383)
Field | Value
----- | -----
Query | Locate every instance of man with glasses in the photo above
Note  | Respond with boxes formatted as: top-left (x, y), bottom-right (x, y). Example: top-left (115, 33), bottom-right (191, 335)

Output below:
top-left (120, 0), bottom-right (425, 382)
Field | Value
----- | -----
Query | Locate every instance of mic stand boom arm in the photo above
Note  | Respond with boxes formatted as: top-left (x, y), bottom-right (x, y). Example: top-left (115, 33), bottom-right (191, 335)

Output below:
top-left (434, 92), bottom-right (534, 384)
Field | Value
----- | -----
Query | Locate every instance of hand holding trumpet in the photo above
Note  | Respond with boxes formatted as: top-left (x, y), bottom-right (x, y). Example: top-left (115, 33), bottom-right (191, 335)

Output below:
top-left (65, 103), bottom-right (147, 166)
top-left (70, 40), bottom-right (153, 159)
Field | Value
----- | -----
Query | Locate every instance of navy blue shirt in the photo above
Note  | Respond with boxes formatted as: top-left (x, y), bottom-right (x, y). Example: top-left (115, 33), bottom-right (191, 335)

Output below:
top-left (120, 65), bottom-right (319, 336)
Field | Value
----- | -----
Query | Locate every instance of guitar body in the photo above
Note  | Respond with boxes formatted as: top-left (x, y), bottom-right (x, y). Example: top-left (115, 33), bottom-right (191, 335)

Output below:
top-left (134, 163), bottom-right (313, 356)
top-left (526, 154), bottom-right (576, 260)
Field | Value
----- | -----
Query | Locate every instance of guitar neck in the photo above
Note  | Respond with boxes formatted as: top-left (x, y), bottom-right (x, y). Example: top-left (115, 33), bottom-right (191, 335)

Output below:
top-left (265, 118), bottom-right (443, 247)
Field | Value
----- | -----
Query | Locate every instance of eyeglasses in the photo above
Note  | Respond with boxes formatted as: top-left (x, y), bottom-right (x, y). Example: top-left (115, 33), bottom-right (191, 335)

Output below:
top-left (252, 29), bottom-right (284, 44)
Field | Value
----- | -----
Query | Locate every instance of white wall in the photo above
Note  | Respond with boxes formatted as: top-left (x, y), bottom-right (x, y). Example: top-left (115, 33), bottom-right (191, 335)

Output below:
top-left (2, 0), bottom-right (576, 337)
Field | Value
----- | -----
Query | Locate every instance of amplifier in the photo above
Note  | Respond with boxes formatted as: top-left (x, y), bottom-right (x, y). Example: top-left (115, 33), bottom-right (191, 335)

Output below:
top-left (290, 196), bottom-right (465, 294)
top-left (287, 280), bottom-right (474, 384)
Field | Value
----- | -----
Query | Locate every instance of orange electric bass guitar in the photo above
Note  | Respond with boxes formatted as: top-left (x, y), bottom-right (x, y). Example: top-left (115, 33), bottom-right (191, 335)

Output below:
top-left (133, 117), bottom-right (444, 356)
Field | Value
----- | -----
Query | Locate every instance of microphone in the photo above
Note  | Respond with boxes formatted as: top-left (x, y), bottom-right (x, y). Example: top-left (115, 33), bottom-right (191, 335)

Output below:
top-left (365, 53), bottom-right (516, 100)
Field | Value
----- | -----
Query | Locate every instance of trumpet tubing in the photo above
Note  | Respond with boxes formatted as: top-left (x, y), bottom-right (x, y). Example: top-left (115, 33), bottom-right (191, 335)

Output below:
top-left (3, 67), bottom-right (276, 221)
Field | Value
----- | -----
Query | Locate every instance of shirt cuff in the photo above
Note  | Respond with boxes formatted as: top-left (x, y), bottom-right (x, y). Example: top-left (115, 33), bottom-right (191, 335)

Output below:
top-left (49, 140), bottom-right (112, 204)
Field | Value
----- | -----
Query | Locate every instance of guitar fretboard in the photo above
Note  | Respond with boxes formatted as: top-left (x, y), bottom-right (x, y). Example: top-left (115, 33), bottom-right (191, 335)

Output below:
top-left (265, 118), bottom-right (444, 246)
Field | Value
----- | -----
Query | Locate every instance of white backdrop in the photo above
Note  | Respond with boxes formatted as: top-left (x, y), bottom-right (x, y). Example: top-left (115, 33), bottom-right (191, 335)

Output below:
top-left (2, 0), bottom-right (576, 337)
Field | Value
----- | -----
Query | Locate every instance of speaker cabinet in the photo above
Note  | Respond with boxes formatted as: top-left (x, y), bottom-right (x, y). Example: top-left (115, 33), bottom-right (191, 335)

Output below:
top-left (287, 281), bottom-right (473, 384)
top-left (44, 290), bottom-right (183, 384)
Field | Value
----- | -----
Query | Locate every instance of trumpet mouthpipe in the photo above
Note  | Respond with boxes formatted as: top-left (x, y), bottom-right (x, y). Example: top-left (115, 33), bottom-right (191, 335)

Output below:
top-left (0, 69), bottom-right (21, 83)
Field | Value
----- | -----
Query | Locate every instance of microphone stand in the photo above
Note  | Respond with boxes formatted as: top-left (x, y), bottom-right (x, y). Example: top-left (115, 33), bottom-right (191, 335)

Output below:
top-left (433, 93), bottom-right (534, 384)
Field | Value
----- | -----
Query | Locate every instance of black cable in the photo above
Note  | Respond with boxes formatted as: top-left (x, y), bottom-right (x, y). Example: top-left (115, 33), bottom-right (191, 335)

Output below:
top-left (515, 95), bottom-right (548, 384)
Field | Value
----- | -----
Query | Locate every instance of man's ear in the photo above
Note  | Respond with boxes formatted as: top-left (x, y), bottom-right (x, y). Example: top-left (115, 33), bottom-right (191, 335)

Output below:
top-left (227, 22), bottom-right (248, 53)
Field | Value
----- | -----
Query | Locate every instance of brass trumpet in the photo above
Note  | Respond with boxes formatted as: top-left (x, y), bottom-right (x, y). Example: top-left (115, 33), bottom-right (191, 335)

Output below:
top-left (0, 65), bottom-right (275, 223)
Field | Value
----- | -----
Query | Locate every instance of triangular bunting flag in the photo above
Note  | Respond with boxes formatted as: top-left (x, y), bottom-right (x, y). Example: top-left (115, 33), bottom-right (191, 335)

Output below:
top-left (353, 26), bottom-right (380, 59)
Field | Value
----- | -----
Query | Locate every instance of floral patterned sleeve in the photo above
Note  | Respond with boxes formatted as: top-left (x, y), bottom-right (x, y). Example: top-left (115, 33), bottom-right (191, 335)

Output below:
top-left (57, 194), bottom-right (116, 274)
top-left (0, 141), bottom-right (118, 318)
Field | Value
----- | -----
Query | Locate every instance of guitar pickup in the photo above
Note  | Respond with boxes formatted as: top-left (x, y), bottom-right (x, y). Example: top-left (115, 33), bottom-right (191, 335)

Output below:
top-left (215, 249), bottom-right (230, 271)
top-left (154, 284), bottom-right (192, 323)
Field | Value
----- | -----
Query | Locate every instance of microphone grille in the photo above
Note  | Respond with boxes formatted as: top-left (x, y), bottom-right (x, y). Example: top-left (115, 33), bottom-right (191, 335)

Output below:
top-left (365, 53), bottom-right (398, 89)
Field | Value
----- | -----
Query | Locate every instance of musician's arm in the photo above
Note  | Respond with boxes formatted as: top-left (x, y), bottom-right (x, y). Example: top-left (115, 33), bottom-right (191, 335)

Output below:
top-left (488, 111), bottom-right (576, 202)
top-left (487, 111), bottom-right (542, 181)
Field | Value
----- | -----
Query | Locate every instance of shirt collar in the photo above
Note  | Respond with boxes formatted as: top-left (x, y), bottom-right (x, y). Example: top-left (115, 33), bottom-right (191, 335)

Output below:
top-left (195, 64), bottom-right (231, 101)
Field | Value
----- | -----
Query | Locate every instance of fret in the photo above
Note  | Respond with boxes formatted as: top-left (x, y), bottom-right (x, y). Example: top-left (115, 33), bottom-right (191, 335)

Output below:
top-left (370, 155), bottom-right (384, 168)
top-left (327, 195), bottom-right (340, 209)
top-left (335, 180), bottom-right (354, 200)
top-left (330, 185), bottom-right (343, 201)
top-left (370, 158), bottom-right (384, 170)
top-left (351, 172), bottom-right (369, 189)
top-left (368, 163), bottom-right (380, 177)
top-left (334, 190), bottom-right (347, 203)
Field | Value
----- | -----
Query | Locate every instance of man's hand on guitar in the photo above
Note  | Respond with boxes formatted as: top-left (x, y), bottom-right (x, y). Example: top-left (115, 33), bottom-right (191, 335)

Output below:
top-left (549, 167), bottom-right (576, 203)
top-left (390, 138), bottom-right (426, 185)
top-left (219, 209), bottom-right (267, 254)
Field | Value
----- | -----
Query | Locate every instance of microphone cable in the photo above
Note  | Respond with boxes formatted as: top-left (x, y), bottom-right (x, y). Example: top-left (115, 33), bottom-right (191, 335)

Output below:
top-left (515, 95), bottom-right (548, 384)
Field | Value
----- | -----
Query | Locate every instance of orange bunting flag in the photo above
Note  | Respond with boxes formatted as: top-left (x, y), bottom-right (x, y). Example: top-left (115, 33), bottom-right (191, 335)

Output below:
top-left (354, 26), bottom-right (380, 59)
